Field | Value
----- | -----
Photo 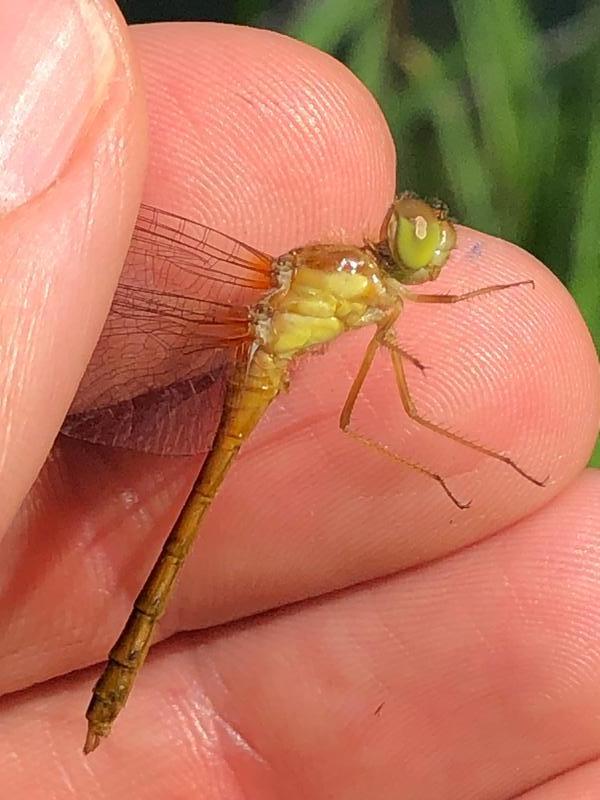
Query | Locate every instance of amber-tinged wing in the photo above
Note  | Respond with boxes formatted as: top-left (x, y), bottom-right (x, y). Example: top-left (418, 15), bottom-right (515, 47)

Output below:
top-left (130, 204), bottom-right (274, 297)
top-left (61, 205), bottom-right (275, 455)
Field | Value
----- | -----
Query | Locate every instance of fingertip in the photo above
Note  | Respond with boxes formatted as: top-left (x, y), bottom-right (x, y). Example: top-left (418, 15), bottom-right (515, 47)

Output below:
top-left (130, 22), bottom-right (396, 250)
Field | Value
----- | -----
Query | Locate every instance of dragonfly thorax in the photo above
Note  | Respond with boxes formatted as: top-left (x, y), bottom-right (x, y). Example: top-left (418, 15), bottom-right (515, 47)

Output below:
top-left (259, 245), bottom-right (402, 360)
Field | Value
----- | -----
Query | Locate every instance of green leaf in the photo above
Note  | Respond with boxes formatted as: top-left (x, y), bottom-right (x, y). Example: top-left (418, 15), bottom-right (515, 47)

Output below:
top-left (288, 0), bottom-right (376, 51)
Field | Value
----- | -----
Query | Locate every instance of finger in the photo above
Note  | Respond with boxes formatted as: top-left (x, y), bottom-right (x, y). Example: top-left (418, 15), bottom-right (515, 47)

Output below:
top-left (0, 0), bottom-right (147, 534)
top-left (0, 23), bottom-right (395, 687)
top-left (517, 760), bottom-right (600, 798)
top-left (3, 23), bottom-right (598, 695)
top-left (133, 21), bottom-right (396, 248)
top-left (70, 26), bottom-right (597, 549)
top-left (2, 471), bottom-right (599, 797)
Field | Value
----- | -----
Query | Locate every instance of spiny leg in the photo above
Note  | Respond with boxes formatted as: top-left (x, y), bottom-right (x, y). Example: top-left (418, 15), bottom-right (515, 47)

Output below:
top-left (404, 279), bottom-right (534, 305)
top-left (397, 347), bottom-right (427, 373)
top-left (339, 310), bottom-right (411, 429)
top-left (384, 342), bottom-right (546, 487)
top-left (344, 427), bottom-right (471, 508)
top-left (339, 326), bottom-right (387, 431)
top-left (382, 327), bottom-right (427, 373)
top-left (339, 325), bottom-right (468, 508)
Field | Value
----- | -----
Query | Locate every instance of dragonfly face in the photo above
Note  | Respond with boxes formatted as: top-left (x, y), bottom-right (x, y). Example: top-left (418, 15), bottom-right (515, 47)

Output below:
top-left (379, 191), bottom-right (457, 285)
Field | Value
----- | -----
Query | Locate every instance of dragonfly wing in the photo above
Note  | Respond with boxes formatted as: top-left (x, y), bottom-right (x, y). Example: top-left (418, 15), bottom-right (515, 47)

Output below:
top-left (61, 206), bottom-right (274, 454)
top-left (130, 204), bottom-right (274, 299)
top-left (61, 365), bottom-right (230, 456)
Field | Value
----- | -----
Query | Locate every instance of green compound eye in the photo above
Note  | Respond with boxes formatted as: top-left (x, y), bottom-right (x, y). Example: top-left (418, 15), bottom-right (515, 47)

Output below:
top-left (383, 192), bottom-right (457, 285)
top-left (395, 214), bottom-right (444, 270)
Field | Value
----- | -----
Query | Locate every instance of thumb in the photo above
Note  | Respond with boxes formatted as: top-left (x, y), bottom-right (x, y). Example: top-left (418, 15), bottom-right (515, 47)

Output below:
top-left (0, 0), bottom-right (147, 534)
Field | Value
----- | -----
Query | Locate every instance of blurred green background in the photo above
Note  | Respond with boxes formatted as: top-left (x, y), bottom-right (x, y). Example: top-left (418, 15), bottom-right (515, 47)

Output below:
top-left (120, 0), bottom-right (600, 464)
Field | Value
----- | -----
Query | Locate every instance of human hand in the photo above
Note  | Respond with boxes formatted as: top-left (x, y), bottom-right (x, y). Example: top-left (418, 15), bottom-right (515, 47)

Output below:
top-left (1, 6), bottom-right (599, 798)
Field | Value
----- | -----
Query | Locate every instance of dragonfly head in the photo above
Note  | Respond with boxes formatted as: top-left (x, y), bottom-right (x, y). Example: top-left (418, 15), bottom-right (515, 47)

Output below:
top-left (381, 192), bottom-right (457, 285)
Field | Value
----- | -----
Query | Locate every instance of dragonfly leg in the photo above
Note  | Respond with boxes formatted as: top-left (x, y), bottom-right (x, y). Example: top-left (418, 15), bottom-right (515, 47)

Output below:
top-left (339, 323), bottom-right (468, 508)
top-left (339, 325), bottom-right (425, 435)
top-left (404, 279), bottom-right (534, 305)
top-left (381, 328), bottom-right (426, 373)
top-left (339, 322), bottom-right (392, 430)
top-left (384, 342), bottom-right (546, 487)
top-left (343, 426), bottom-right (471, 508)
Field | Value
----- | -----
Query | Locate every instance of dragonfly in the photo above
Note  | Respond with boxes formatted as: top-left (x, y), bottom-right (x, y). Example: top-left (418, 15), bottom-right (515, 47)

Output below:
top-left (62, 194), bottom-right (545, 753)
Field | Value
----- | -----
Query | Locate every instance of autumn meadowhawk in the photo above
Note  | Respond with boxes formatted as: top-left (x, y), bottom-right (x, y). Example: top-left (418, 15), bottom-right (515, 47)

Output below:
top-left (62, 194), bottom-right (545, 753)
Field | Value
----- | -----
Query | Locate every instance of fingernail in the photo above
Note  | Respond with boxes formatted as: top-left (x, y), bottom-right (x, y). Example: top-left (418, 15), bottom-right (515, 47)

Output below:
top-left (0, 0), bottom-right (117, 214)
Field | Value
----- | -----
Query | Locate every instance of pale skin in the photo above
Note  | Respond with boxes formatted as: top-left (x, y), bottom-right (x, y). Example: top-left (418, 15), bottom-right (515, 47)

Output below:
top-left (1, 6), bottom-right (599, 798)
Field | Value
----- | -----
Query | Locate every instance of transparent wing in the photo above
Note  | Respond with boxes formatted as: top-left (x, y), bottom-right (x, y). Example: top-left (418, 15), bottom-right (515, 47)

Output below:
top-left (130, 203), bottom-right (274, 297)
top-left (61, 205), bottom-right (275, 455)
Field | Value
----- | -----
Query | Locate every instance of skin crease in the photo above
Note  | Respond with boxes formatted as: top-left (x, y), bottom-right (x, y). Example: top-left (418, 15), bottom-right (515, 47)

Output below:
top-left (0, 11), bottom-right (599, 800)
